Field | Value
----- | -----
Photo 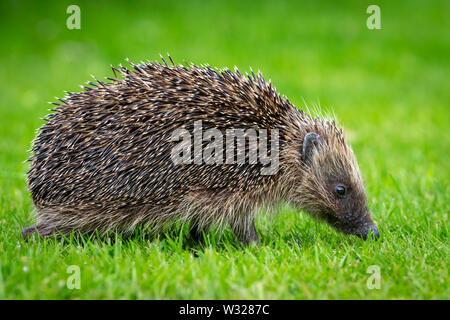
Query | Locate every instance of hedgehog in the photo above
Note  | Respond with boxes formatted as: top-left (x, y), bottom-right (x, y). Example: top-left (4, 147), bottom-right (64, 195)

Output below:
top-left (22, 57), bottom-right (379, 244)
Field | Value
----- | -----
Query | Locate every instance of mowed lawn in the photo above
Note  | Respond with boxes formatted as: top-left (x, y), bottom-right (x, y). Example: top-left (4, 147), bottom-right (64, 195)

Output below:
top-left (0, 0), bottom-right (448, 299)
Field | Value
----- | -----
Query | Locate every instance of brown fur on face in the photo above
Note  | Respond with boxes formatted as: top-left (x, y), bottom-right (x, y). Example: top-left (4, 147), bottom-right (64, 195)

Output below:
top-left (287, 122), bottom-right (378, 239)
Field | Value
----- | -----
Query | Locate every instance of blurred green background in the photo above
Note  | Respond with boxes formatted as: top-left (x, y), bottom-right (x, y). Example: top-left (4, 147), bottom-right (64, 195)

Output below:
top-left (0, 0), bottom-right (448, 299)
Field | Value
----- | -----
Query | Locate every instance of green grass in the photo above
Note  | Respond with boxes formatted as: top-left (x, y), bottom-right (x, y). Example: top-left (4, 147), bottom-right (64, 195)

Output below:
top-left (0, 0), bottom-right (448, 299)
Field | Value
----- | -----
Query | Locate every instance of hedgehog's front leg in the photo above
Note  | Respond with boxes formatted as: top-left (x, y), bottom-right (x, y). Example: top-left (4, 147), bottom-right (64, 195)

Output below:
top-left (189, 221), bottom-right (208, 245)
top-left (231, 218), bottom-right (259, 246)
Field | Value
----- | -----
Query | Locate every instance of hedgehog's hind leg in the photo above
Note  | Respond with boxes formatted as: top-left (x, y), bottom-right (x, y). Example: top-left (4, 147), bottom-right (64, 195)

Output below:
top-left (21, 223), bottom-right (58, 240)
top-left (21, 225), bottom-right (36, 240)
top-left (230, 218), bottom-right (259, 246)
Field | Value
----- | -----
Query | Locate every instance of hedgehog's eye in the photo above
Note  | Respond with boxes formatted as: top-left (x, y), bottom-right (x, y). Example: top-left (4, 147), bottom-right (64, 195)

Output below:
top-left (335, 185), bottom-right (346, 197)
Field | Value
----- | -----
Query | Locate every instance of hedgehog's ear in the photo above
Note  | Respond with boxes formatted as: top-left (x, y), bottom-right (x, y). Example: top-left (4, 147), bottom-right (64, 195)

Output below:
top-left (302, 133), bottom-right (323, 163)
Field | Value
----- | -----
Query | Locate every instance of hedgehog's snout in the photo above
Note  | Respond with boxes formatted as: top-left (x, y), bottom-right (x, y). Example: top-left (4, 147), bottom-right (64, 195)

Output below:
top-left (338, 211), bottom-right (379, 240)
top-left (359, 224), bottom-right (380, 240)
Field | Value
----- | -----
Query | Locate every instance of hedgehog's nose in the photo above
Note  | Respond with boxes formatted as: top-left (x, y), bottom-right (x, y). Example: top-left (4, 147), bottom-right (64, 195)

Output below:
top-left (365, 225), bottom-right (380, 240)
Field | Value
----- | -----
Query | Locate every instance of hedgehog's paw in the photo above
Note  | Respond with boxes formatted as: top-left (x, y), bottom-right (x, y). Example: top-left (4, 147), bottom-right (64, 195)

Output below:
top-left (245, 227), bottom-right (260, 247)
top-left (21, 225), bottom-right (37, 240)
top-left (21, 223), bottom-right (56, 241)
top-left (231, 219), bottom-right (260, 247)
top-left (189, 223), bottom-right (208, 246)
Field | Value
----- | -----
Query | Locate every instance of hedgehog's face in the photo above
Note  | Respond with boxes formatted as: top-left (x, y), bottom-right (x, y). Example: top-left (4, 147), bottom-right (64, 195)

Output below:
top-left (296, 132), bottom-right (379, 240)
